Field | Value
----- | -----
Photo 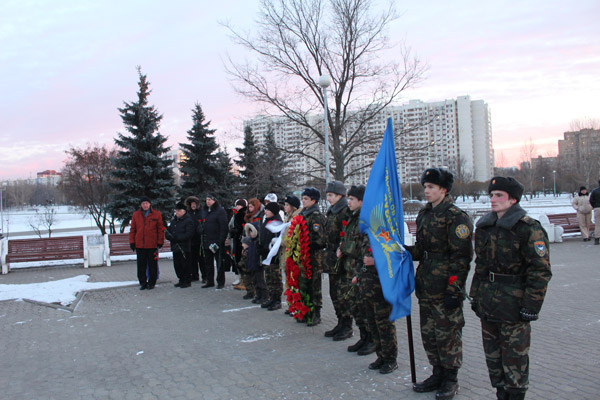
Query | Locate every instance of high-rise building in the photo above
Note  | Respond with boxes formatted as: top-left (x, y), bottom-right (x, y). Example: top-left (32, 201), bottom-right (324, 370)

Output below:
top-left (244, 95), bottom-right (494, 187)
top-left (558, 129), bottom-right (600, 173)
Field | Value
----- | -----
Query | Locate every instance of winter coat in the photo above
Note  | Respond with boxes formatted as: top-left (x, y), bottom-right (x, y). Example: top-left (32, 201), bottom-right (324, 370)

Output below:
top-left (572, 194), bottom-right (593, 214)
top-left (129, 206), bottom-right (165, 249)
top-left (200, 201), bottom-right (228, 249)
top-left (185, 196), bottom-right (203, 245)
top-left (258, 213), bottom-right (283, 259)
top-left (589, 186), bottom-right (600, 208)
top-left (165, 212), bottom-right (195, 253)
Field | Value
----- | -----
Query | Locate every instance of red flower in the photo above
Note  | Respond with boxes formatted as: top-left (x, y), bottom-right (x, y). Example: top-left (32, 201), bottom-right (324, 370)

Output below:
top-left (342, 220), bottom-right (348, 226)
top-left (340, 231), bottom-right (345, 237)
top-left (368, 247), bottom-right (372, 253)
top-left (448, 275), bottom-right (458, 285)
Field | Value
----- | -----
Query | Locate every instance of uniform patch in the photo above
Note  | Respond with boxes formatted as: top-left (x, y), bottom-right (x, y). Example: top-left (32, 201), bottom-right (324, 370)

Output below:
top-left (455, 224), bottom-right (470, 239)
top-left (534, 241), bottom-right (547, 257)
top-left (312, 223), bottom-right (321, 232)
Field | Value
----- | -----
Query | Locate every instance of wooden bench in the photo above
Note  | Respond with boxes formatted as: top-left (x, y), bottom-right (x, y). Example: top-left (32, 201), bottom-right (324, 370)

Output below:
top-left (406, 221), bottom-right (417, 235)
top-left (547, 213), bottom-right (594, 235)
top-left (105, 233), bottom-right (171, 266)
top-left (2, 236), bottom-right (86, 274)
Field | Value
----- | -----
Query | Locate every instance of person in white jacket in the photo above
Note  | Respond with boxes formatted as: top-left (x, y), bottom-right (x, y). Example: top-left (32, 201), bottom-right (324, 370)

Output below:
top-left (572, 186), bottom-right (593, 241)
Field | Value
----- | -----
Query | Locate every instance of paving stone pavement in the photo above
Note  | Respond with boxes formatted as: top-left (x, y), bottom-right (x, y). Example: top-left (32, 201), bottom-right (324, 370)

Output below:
top-left (0, 238), bottom-right (598, 400)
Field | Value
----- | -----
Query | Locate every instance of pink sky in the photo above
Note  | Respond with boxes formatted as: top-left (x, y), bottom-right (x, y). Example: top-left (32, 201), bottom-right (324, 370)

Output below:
top-left (1, 0), bottom-right (598, 179)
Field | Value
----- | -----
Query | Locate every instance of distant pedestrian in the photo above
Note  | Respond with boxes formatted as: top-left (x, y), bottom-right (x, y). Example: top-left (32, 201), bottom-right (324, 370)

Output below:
top-left (165, 201), bottom-right (195, 288)
top-left (185, 196), bottom-right (204, 281)
top-left (572, 186), bottom-right (593, 241)
top-left (229, 199), bottom-right (248, 290)
top-left (200, 194), bottom-right (228, 288)
top-left (470, 177), bottom-right (552, 400)
top-left (129, 197), bottom-right (164, 290)
top-left (589, 180), bottom-right (600, 245)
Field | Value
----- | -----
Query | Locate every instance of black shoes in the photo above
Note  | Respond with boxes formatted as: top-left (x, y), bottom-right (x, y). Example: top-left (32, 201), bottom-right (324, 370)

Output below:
top-left (268, 302), bottom-right (282, 311)
top-left (379, 361), bottom-right (398, 374)
top-left (261, 299), bottom-right (275, 309)
top-left (332, 326), bottom-right (353, 341)
top-left (139, 284), bottom-right (148, 290)
top-left (324, 322), bottom-right (342, 337)
top-left (201, 282), bottom-right (215, 288)
top-left (356, 341), bottom-right (376, 356)
top-left (435, 368), bottom-right (459, 399)
top-left (369, 357), bottom-right (384, 370)
top-left (216, 284), bottom-right (224, 289)
top-left (307, 310), bottom-right (321, 326)
top-left (174, 282), bottom-right (182, 287)
top-left (147, 284), bottom-right (155, 290)
top-left (413, 366), bottom-right (444, 393)
top-left (179, 282), bottom-right (191, 288)
top-left (348, 337), bottom-right (366, 352)
top-left (243, 292), bottom-right (255, 300)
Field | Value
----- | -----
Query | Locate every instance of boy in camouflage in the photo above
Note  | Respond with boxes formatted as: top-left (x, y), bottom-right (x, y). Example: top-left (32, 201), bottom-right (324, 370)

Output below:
top-left (469, 177), bottom-right (551, 400)
top-left (407, 168), bottom-right (473, 400)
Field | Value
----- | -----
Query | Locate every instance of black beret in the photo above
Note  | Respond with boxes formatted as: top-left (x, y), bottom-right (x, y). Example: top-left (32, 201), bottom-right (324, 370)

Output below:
top-left (420, 168), bottom-right (454, 192)
top-left (284, 195), bottom-right (301, 209)
top-left (140, 196), bottom-right (151, 204)
top-left (175, 201), bottom-right (187, 210)
top-left (347, 185), bottom-right (366, 201)
top-left (301, 187), bottom-right (321, 202)
top-left (265, 201), bottom-right (280, 216)
top-left (488, 176), bottom-right (524, 202)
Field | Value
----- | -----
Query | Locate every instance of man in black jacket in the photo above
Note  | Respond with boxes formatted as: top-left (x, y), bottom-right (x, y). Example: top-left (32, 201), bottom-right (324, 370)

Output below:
top-left (165, 201), bottom-right (195, 288)
top-left (589, 180), bottom-right (600, 245)
top-left (200, 194), bottom-right (229, 288)
top-left (185, 196), bottom-right (204, 282)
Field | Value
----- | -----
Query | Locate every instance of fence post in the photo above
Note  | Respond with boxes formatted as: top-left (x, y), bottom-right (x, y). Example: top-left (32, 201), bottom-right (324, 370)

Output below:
top-left (104, 234), bottom-right (112, 267)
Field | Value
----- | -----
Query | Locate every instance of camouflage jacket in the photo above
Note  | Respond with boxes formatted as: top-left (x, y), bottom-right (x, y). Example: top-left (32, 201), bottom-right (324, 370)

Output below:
top-left (339, 207), bottom-right (369, 275)
top-left (323, 198), bottom-right (351, 273)
top-left (469, 204), bottom-right (552, 322)
top-left (411, 196), bottom-right (473, 301)
top-left (299, 203), bottom-right (327, 253)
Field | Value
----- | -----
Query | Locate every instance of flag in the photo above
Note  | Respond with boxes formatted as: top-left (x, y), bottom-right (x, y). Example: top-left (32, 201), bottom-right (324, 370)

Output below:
top-left (359, 117), bottom-right (415, 321)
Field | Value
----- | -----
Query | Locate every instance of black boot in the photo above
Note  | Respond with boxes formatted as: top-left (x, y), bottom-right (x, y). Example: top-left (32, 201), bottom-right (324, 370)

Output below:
top-left (307, 308), bottom-right (321, 326)
top-left (357, 337), bottom-right (376, 356)
top-left (413, 365), bottom-right (444, 392)
top-left (435, 368), bottom-right (459, 400)
top-left (379, 360), bottom-right (398, 374)
top-left (243, 291), bottom-right (255, 300)
top-left (595, 238), bottom-right (599, 245)
top-left (333, 317), bottom-right (353, 341)
top-left (251, 292), bottom-right (263, 304)
top-left (496, 387), bottom-right (508, 400)
top-left (324, 319), bottom-right (343, 337)
top-left (348, 327), bottom-right (367, 352)
top-left (268, 301), bottom-right (282, 311)
top-left (369, 357), bottom-right (384, 370)
top-left (508, 392), bottom-right (526, 400)
top-left (261, 295), bottom-right (274, 309)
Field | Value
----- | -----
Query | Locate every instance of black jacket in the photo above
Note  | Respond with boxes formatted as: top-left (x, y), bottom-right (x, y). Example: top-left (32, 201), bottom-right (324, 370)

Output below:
top-left (165, 213), bottom-right (195, 253)
top-left (589, 186), bottom-right (600, 208)
top-left (200, 202), bottom-right (228, 249)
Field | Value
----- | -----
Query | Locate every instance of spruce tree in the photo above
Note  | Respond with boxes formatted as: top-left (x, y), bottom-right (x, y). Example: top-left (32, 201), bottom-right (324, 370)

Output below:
top-left (257, 127), bottom-right (291, 198)
top-left (109, 67), bottom-right (175, 231)
top-left (178, 103), bottom-right (220, 199)
top-left (213, 147), bottom-right (238, 207)
top-left (235, 125), bottom-right (261, 198)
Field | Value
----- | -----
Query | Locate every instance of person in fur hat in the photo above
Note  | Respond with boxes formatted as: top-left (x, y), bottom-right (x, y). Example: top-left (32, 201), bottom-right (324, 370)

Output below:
top-left (185, 195), bottom-right (204, 282)
top-left (199, 194), bottom-right (228, 288)
top-left (165, 201), bottom-right (195, 288)
top-left (407, 168), bottom-right (473, 399)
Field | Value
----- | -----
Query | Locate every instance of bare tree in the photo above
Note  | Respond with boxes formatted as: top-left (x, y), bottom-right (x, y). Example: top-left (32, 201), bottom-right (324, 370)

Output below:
top-left (225, 0), bottom-right (426, 182)
top-left (519, 137), bottom-right (537, 199)
top-left (60, 144), bottom-right (118, 235)
top-left (569, 117), bottom-right (600, 131)
top-left (28, 205), bottom-right (58, 238)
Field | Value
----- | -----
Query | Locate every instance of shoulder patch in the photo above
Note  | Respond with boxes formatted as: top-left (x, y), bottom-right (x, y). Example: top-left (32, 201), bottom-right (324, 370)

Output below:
top-left (455, 224), bottom-right (470, 239)
top-left (312, 223), bottom-right (321, 232)
top-left (534, 241), bottom-right (547, 257)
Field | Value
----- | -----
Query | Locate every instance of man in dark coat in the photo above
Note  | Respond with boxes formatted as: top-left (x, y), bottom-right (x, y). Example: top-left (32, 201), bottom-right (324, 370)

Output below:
top-left (470, 177), bottom-right (551, 400)
top-left (129, 197), bottom-right (164, 290)
top-left (200, 194), bottom-right (228, 288)
top-left (589, 179), bottom-right (600, 245)
top-left (165, 201), bottom-right (195, 288)
top-left (185, 196), bottom-right (204, 282)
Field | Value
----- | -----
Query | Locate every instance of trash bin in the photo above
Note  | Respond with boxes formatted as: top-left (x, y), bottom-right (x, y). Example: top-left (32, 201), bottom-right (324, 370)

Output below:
top-left (88, 244), bottom-right (104, 267)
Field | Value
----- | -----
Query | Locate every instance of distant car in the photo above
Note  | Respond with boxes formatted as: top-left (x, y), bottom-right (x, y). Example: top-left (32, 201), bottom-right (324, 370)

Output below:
top-left (404, 199), bottom-right (425, 205)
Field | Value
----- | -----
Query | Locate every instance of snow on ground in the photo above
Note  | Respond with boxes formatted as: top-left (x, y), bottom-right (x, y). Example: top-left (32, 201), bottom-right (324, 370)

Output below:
top-left (0, 275), bottom-right (137, 305)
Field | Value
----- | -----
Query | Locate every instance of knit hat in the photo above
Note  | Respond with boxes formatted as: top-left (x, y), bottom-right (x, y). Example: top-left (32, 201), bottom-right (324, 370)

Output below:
top-left (264, 193), bottom-right (278, 203)
top-left (347, 185), bottom-right (366, 201)
top-left (241, 236), bottom-right (252, 247)
top-left (284, 195), bottom-right (301, 209)
top-left (206, 193), bottom-right (217, 201)
top-left (325, 180), bottom-right (346, 195)
top-left (488, 176), bottom-right (525, 202)
top-left (235, 199), bottom-right (248, 208)
top-left (265, 201), bottom-right (280, 216)
top-left (175, 201), bottom-right (186, 210)
top-left (301, 187), bottom-right (321, 202)
top-left (140, 196), bottom-right (151, 204)
top-left (420, 168), bottom-right (454, 192)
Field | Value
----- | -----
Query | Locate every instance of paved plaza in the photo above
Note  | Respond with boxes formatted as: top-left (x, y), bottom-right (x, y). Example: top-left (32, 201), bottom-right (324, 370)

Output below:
top-left (0, 238), bottom-right (598, 400)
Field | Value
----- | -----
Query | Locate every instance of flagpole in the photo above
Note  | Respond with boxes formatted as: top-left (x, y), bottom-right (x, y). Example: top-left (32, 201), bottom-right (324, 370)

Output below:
top-left (406, 314), bottom-right (416, 383)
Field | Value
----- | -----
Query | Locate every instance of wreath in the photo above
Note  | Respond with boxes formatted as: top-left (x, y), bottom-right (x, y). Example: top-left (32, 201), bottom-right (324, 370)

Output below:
top-left (284, 215), bottom-right (314, 321)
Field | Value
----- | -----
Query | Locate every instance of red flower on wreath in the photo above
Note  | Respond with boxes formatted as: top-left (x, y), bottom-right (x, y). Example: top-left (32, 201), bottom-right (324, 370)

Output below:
top-left (448, 275), bottom-right (458, 285)
top-left (285, 215), bottom-right (314, 321)
top-left (340, 231), bottom-right (345, 237)
top-left (342, 220), bottom-right (348, 226)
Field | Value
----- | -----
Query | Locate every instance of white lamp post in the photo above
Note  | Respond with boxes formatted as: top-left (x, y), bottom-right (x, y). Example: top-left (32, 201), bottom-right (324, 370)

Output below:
top-left (0, 183), bottom-right (5, 237)
top-left (318, 74), bottom-right (331, 185)
top-left (553, 170), bottom-right (556, 197)
top-left (542, 176), bottom-right (545, 196)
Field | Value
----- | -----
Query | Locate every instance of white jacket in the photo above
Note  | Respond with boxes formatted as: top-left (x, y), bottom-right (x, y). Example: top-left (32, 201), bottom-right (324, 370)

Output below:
top-left (572, 194), bottom-right (593, 214)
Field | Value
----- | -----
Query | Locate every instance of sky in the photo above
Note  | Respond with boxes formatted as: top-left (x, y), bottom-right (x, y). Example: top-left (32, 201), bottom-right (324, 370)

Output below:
top-left (1, 0), bottom-right (598, 179)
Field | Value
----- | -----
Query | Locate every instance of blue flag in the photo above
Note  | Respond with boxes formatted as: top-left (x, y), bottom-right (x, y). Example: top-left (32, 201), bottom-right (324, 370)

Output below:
top-left (359, 117), bottom-right (415, 321)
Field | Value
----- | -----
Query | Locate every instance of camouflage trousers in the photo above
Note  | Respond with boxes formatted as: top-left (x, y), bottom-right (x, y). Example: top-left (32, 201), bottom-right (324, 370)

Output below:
top-left (236, 254), bottom-right (255, 295)
top-left (338, 264), bottom-right (367, 330)
top-left (419, 300), bottom-right (465, 369)
top-left (329, 271), bottom-right (352, 320)
top-left (481, 319), bottom-right (530, 393)
top-left (264, 261), bottom-right (283, 301)
top-left (361, 269), bottom-right (397, 361)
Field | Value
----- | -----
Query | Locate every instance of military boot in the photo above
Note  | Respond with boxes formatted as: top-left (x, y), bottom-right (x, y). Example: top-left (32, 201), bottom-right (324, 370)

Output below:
top-left (508, 392), bottom-right (526, 400)
top-left (268, 300), bottom-right (282, 311)
top-left (496, 387), bottom-right (508, 400)
top-left (324, 319), bottom-right (343, 337)
top-left (356, 336), bottom-right (376, 356)
top-left (307, 308), bottom-right (321, 326)
top-left (379, 359), bottom-right (398, 374)
top-left (435, 368), bottom-right (459, 399)
top-left (595, 238), bottom-right (599, 245)
top-left (333, 318), bottom-right (353, 341)
top-left (261, 294), bottom-right (274, 309)
top-left (413, 365), bottom-right (444, 392)
top-left (348, 327), bottom-right (367, 352)
top-left (251, 291), bottom-right (263, 304)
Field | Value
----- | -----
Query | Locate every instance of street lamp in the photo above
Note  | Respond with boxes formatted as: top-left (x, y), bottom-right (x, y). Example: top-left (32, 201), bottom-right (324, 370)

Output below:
top-left (318, 74), bottom-right (331, 185)
top-left (553, 170), bottom-right (556, 198)
top-left (542, 176), bottom-right (545, 196)
top-left (0, 182), bottom-right (5, 237)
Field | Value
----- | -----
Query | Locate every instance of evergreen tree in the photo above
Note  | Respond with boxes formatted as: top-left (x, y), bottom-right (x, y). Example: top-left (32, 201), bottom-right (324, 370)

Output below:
top-left (178, 103), bottom-right (220, 199)
top-left (109, 67), bottom-right (175, 231)
top-left (258, 127), bottom-right (291, 197)
top-left (213, 147), bottom-right (238, 207)
top-left (235, 125), bottom-right (261, 198)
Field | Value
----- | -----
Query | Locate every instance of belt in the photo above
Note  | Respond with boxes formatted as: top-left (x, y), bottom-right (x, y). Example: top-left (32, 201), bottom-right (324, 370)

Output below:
top-left (423, 251), bottom-right (448, 260)
top-left (487, 271), bottom-right (524, 284)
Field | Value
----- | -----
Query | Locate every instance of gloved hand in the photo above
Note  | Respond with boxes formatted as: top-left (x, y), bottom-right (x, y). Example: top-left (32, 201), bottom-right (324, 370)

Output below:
top-left (470, 298), bottom-right (478, 313)
top-left (164, 230), bottom-right (174, 241)
top-left (130, 243), bottom-right (136, 252)
top-left (519, 308), bottom-right (538, 321)
top-left (444, 293), bottom-right (462, 309)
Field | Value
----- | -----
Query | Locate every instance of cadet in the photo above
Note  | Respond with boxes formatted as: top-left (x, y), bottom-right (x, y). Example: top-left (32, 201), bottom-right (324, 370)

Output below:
top-left (408, 168), bottom-right (473, 400)
top-left (469, 177), bottom-right (551, 400)
top-left (323, 180), bottom-right (353, 340)
top-left (337, 186), bottom-right (375, 356)
top-left (298, 187), bottom-right (327, 326)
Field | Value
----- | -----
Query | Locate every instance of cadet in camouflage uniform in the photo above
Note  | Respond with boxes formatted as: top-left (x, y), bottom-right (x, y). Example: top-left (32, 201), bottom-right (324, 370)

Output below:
top-left (469, 177), bottom-right (551, 400)
top-left (407, 168), bottom-right (473, 400)
top-left (323, 181), bottom-right (354, 340)
top-left (299, 187), bottom-right (327, 326)
top-left (337, 186), bottom-right (375, 356)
